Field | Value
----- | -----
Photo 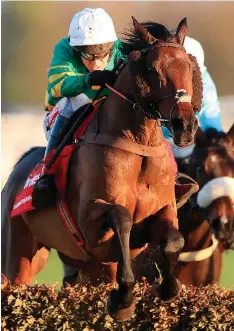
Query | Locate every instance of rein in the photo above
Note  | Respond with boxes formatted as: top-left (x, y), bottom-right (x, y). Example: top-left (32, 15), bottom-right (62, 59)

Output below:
top-left (106, 83), bottom-right (191, 125)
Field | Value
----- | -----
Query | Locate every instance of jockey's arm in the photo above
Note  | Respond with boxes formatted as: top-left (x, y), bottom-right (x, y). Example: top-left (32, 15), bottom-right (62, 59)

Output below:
top-left (196, 69), bottom-right (223, 132)
top-left (47, 39), bottom-right (91, 100)
top-left (45, 38), bottom-right (126, 111)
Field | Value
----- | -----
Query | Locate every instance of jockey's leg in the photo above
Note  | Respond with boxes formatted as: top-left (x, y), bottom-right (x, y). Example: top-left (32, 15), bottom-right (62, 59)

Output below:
top-left (33, 113), bottom-right (70, 190)
top-left (31, 112), bottom-right (71, 208)
top-left (32, 95), bottom-right (91, 208)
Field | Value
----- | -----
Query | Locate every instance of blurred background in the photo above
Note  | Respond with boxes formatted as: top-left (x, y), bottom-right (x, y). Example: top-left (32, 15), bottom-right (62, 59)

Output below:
top-left (1, 1), bottom-right (234, 287)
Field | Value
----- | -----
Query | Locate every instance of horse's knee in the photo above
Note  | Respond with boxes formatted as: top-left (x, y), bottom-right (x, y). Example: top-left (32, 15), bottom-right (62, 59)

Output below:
top-left (107, 204), bottom-right (133, 230)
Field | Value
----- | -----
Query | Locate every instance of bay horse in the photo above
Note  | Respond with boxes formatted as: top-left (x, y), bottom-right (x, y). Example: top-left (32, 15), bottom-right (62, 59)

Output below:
top-left (1, 17), bottom-right (202, 321)
top-left (174, 126), bottom-right (234, 286)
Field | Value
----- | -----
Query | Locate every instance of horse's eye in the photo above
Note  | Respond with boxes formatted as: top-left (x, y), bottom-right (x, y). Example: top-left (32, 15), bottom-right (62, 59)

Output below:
top-left (147, 66), bottom-right (155, 73)
top-left (196, 166), bottom-right (202, 173)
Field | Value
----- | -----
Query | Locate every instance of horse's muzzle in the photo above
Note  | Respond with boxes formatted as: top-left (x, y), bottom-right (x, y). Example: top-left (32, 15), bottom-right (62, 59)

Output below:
top-left (171, 116), bottom-right (198, 147)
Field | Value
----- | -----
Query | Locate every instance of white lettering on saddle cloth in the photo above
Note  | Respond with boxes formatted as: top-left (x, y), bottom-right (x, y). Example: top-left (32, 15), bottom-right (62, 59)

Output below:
top-left (13, 195), bottom-right (32, 210)
top-left (11, 164), bottom-right (45, 217)
top-left (24, 174), bottom-right (40, 189)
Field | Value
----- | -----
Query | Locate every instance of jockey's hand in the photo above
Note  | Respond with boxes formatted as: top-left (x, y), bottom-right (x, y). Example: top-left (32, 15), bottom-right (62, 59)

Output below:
top-left (89, 70), bottom-right (117, 87)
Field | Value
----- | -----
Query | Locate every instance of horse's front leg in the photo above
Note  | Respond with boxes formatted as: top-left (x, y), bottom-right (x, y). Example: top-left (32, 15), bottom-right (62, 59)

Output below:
top-left (83, 201), bottom-right (135, 321)
top-left (149, 204), bottom-right (184, 300)
top-left (105, 204), bottom-right (135, 321)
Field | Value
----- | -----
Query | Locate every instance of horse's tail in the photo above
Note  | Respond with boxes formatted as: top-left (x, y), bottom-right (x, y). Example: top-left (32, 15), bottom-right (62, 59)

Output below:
top-left (14, 146), bottom-right (45, 167)
top-left (2, 146), bottom-right (45, 193)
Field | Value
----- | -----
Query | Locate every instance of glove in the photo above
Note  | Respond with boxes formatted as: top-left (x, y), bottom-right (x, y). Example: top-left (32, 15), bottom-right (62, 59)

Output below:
top-left (89, 70), bottom-right (117, 87)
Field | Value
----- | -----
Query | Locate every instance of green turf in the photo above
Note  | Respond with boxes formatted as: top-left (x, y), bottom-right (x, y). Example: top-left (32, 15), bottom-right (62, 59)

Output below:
top-left (219, 250), bottom-right (234, 289)
top-left (34, 250), bottom-right (63, 286)
top-left (34, 249), bottom-right (234, 289)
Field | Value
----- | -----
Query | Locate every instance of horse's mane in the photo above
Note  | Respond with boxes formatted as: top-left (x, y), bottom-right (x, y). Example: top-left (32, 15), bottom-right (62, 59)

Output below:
top-left (188, 55), bottom-right (203, 112)
top-left (121, 21), bottom-right (173, 55)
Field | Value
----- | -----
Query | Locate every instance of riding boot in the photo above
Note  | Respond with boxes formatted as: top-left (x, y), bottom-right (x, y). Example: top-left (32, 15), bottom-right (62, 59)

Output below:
top-left (32, 114), bottom-right (70, 209)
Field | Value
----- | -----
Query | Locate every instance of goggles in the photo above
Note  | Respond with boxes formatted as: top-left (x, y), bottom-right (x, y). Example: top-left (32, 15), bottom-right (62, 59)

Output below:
top-left (73, 47), bottom-right (112, 61)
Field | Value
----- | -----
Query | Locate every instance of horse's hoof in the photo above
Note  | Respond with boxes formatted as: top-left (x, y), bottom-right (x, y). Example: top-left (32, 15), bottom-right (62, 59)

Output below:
top-left (107, 289), bottom-right (135, 322)
top-left (152, 276), bottom-right (181, 301)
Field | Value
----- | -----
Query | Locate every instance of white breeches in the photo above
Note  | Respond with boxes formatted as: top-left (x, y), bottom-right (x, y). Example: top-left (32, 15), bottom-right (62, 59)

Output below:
top-left (43, 94), bottom-right (90, 141)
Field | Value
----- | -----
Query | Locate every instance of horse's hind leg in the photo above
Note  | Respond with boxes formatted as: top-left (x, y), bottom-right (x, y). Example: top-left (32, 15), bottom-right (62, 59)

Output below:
top-left (62, 263), bottom-right (78, 286)
top-left (1, 215), bottom-right (50, 284)
top-left (149, 204), bottom-right (184, 300)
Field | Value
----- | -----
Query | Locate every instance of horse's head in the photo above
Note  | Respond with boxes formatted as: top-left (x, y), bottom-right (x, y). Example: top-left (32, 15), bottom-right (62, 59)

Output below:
top-left (190, 125), bottom-right (234, 248)
top-left (125, 17), bottom-right (202, 147)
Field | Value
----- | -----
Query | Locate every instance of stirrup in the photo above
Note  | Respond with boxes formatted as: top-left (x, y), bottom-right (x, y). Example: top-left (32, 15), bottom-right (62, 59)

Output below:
top-left (175, 172), bottom-right (199, 209)
top-left (31, 174), bottom-right (57, 210)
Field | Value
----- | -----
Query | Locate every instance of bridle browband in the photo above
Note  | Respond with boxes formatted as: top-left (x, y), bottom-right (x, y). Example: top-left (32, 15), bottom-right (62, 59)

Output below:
top-left (106, 40), bottom-right (192, 127)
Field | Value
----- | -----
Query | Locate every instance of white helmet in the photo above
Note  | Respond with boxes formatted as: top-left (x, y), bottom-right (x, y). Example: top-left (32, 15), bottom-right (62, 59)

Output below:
top-left (68, 8), bottom-right (117, 47)
top-left (184, 36), bottom-right (205, 72)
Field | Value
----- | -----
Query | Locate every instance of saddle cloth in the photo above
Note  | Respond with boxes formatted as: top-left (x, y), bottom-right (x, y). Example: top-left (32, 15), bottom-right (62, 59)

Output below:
top-left (11, 104), bottom-right (99, 218)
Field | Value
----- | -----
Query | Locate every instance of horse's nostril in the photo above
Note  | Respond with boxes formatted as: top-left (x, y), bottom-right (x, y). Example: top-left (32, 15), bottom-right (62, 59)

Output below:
top-left (171, 118), bottom-right (185, 133)
top-left (212, 218), bottom-right (222, 236)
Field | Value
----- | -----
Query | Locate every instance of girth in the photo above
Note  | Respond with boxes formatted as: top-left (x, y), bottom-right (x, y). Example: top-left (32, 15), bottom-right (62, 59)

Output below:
top-left (76, 133), bottom-right (166, 158)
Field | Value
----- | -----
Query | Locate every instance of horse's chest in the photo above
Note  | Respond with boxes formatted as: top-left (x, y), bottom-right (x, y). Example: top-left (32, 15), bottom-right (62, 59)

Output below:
top-left (75, 145), bottom-right (176, 223)
top-left (134, 155), bottom-right (175, 222)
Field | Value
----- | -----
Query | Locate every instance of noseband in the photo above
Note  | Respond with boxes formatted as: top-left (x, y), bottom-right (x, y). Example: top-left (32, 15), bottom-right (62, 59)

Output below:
top-left (146, 89), bottom-right (192, 125)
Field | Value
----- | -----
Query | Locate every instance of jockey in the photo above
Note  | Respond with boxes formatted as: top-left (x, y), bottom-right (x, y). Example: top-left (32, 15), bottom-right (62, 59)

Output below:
top-left (164, 36), bottom-right (223, 160)
top-left (34, 8), bottom-right (125, 194)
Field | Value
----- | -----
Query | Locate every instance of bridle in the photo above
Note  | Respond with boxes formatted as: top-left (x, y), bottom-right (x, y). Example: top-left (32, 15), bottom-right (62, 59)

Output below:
top-left (106, 40), bottom-right (192, 127)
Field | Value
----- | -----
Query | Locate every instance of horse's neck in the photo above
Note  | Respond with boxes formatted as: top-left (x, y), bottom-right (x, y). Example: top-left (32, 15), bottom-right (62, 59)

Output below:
top-left (95, 65), bottom-right (164, 147)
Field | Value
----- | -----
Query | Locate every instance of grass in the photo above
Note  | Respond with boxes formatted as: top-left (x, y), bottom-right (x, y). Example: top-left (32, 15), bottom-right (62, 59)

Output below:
top-left (220, 250), bottom-right (234, 288)
top-left (34, 249), bottom-right (234, 289)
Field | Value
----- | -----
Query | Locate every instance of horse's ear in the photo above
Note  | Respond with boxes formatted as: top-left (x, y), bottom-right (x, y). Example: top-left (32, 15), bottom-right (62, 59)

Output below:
top-left (175, 17), bottom-right (188, 45)
top-left (226, 123), bottom-right (234, 142)
top-left (195, 127), bottom-right (206, 147)
top-left (132, 16), bottom-right (158, 45)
